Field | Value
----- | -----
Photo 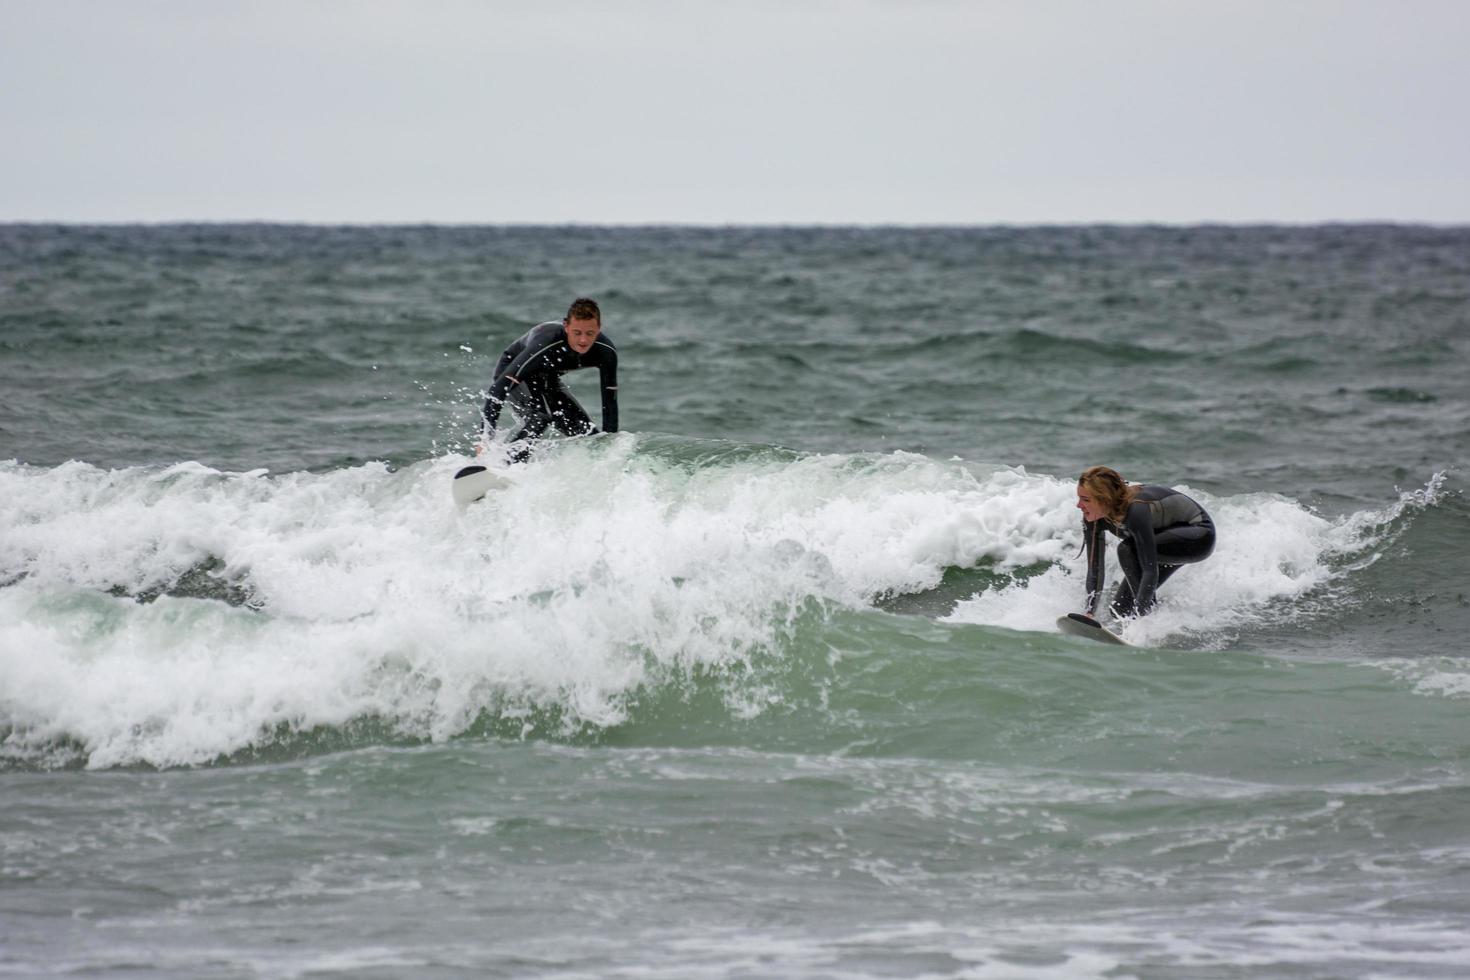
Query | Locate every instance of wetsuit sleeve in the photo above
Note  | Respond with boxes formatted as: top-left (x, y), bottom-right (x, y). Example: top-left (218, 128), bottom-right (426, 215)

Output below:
top-left (1123, 503), bottom-right (1161, 614)
top-left (501, 331), bottom-right (564, 383)
top-left (1083, 520), bottom-right (1106, 616)
top-left (500, 348), bottom-right (540, 382)
top-left (599, 352), bottom-right (619, 433)
top-left (480, 347), bottom-right (519, 437)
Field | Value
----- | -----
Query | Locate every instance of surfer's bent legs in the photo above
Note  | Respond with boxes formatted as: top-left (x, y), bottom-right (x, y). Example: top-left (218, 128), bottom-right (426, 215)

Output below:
top-left (1111, 522), bottom-right (1217, 618)
top-left (504, 376), bottom-right (595, 463)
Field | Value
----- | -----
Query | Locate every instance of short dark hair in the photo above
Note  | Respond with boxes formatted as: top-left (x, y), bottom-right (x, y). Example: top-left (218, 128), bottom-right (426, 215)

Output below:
top-left (565, 297), bottom-right (601, 323)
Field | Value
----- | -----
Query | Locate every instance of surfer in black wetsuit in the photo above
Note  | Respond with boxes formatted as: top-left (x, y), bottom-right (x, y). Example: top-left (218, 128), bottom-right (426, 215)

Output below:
top-left (477, 297), bottom-right (618, 463)
top-left (1075, 465), bottom-right (1216, 621)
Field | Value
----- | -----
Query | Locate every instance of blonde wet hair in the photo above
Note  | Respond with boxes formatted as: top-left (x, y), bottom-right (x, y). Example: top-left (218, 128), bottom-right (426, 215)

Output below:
top-left (1078, 465), bottom-right (1138, 524)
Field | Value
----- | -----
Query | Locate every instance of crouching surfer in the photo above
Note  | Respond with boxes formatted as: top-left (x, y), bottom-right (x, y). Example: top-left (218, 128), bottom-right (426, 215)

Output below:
top-left (1074, 465), bottom-right (1216, 625)
top-left (477, 297), bottom-right (618, 463)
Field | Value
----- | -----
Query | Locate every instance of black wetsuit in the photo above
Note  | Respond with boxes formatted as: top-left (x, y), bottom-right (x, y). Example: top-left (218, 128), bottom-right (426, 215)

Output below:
top-left (1084, 485), bottom-right (1216, 618)
top-left (480, 320), bottom-right (618, 461)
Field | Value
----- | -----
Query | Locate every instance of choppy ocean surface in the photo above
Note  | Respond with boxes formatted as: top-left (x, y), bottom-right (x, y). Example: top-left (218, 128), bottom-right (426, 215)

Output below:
top-left (2, 224), bottom-right (1468, 978)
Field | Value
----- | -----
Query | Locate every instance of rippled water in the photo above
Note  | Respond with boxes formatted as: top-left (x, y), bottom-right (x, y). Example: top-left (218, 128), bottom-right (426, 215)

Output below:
top-left (2, 224), bottom-right (1468, 977)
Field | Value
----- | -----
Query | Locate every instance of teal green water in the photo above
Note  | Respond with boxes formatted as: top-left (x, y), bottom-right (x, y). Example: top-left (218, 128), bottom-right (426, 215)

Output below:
top-left (2, 225), bottom-right (1469, 977)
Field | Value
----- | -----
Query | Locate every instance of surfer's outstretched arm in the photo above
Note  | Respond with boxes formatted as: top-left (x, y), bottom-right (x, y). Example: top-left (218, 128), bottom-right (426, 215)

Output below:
top-left (479, 340), bottom-right (527, 444)
top-left (1082, 519), bottom-right (1107, 617)
top-left (596, 346), bottom-right (619, 433)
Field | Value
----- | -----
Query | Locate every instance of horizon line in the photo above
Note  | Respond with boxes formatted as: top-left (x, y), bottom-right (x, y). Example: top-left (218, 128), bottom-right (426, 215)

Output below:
top-left (5, 218), bottom-right (1469, 230)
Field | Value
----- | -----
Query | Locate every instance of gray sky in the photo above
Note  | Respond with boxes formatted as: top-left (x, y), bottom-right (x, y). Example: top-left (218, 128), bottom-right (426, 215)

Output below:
top-left (3, 0), bottom-right (1467, 224)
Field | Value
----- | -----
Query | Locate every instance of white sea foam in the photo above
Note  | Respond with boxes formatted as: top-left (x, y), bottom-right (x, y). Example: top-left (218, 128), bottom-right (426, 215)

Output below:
top-left (0, 444), bottom-right (1043, 766)
top-left (1370, 656), bottom-right (1470, 700)
top-left (0, 449), bottom-right (1440, 767)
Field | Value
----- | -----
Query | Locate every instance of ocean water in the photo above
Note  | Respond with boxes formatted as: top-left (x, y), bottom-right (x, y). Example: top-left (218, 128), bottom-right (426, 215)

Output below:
top-left (2, 224), bottom-right (1468, 978)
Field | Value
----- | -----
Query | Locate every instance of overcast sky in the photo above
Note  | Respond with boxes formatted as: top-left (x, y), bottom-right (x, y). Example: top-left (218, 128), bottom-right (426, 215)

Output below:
top-left (3, 0), bottom-right (1467, 224)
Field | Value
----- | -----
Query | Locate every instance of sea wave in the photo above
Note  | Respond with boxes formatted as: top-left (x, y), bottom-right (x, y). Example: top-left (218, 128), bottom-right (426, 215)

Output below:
top-left (0, 442), bottom-right (1448, 769)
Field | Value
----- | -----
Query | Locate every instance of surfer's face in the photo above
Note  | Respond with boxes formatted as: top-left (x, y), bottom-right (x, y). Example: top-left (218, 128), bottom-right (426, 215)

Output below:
top-left (1076, 487), bottom-right (1107, 522)
top-left (565, 317), bottom-right (601, 354)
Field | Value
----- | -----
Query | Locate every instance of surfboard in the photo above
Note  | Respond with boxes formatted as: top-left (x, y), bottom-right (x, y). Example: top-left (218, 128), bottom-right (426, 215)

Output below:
top-left (1056, 612), bottom-right (1130, 646)
top-left (451, 464), bottom-right (508, 506)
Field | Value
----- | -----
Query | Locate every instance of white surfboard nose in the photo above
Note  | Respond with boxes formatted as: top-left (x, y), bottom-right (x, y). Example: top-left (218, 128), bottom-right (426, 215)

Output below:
top-left (452, 464), bottom-right (509, 505)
